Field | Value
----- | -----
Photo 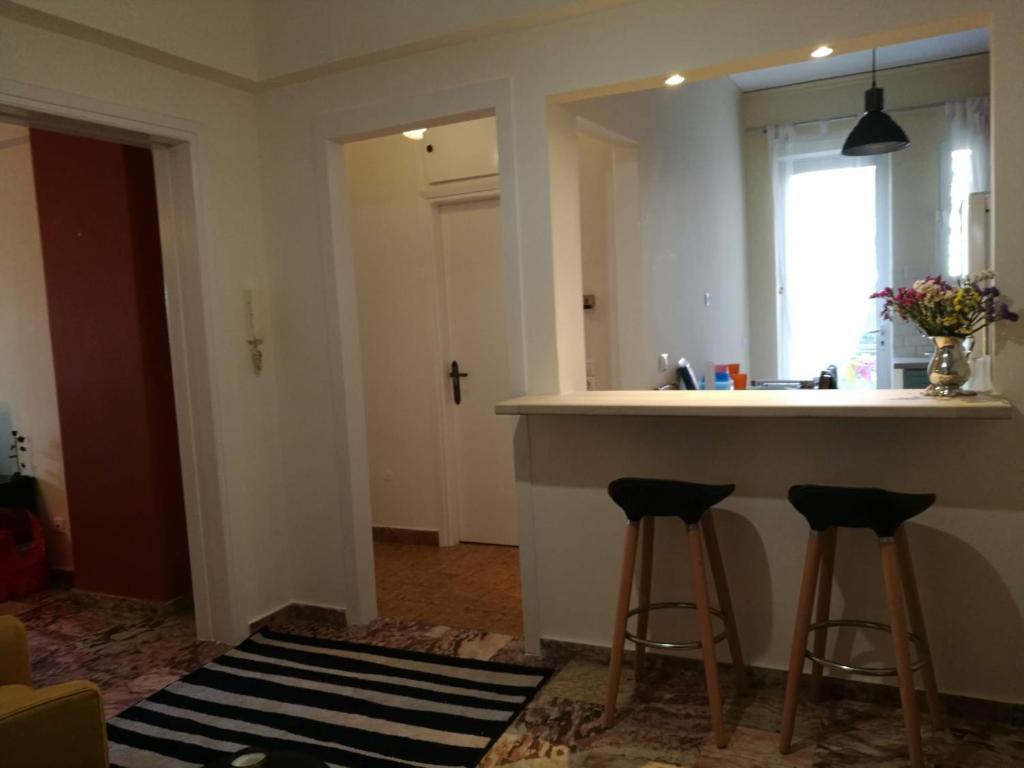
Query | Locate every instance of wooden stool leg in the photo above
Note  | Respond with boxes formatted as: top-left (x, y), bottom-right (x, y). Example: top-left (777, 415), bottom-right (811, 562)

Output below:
top-left (780, 531), bottom-right (822, 755)
top-left (634, 517), bottom-right (655, 681)
top-left (894, 527), bottom-right (946, 731)
top-left (880, 537), bottom-right (925, 768)
top-left (688, 523), bottom-right (726, 748)
top-left (810, 527), bottom-right (838, 701)
top-left (604, 521), bottom-right (640, 728)
top-left (700, 512), bottom-right (747, 694)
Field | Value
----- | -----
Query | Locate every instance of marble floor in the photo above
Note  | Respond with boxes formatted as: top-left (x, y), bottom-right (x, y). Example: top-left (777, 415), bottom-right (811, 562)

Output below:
top-left (4, 589), bottom-right (1023, 766)
top-left (2, 589), bottom-right (227, 717)
top-left (373, 540), bottom-right (523, 636)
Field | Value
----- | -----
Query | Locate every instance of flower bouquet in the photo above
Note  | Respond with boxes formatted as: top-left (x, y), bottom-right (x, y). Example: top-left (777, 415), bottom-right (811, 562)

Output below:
top-left (870, 271), bottom-right (1018, 396)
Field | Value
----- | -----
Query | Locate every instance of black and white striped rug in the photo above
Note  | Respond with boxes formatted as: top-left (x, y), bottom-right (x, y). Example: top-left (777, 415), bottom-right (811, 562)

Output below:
top-left (107, 627), bottom-right (550, 768)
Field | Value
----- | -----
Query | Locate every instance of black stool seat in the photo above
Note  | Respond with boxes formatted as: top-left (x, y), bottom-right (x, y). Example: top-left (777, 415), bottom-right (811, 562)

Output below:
top-left (788, 485), bottom-right (935, 537)
top-left (608, 478), bottom-right (735, 525)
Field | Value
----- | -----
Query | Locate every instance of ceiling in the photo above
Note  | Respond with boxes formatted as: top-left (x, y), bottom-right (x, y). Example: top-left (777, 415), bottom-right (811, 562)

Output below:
top-left (729, 28), bottom-right (989, 93)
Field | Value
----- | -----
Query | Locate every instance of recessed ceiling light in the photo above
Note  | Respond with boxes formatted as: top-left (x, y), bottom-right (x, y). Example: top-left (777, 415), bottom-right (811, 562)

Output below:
top-left (402, 128), bottom-right (427, 140)
top-left (664, 73), bottom-right (686, 86)
top-left (810, 45), bottom-right (834, 59)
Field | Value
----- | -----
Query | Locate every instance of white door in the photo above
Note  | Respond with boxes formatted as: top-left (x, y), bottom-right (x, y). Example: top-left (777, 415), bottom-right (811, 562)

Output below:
top-left (438, 198), bottom-right (518, 546)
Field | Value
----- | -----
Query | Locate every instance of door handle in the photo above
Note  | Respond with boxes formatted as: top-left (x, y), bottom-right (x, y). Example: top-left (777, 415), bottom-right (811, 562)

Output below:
top-left (449, 360), bottom-right (469, 404)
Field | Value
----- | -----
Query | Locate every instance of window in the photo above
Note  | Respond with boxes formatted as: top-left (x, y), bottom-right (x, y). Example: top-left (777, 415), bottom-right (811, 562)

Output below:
top-left (946, 148), bottom-right (974, 277)
top-left (771, 127), bottom-right (891, 389)
top-left (943, 97), bottom-right (990, 278)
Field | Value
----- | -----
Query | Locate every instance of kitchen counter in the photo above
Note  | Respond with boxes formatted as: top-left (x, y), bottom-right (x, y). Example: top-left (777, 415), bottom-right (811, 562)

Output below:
top-left (495, 388), bottom-right (1012, 419)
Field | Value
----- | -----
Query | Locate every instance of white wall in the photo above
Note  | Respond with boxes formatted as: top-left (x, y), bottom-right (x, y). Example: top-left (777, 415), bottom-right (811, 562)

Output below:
top-left (573, 79), bottom-right (750, 387)
top-left (4, 0), bottom-right (259, 81)
top-left (0, 123), bottom-right (72, 570)
top-left (344, 133), bottom-right (445, 535)
top-left (251, 0), bottom-right (637, 81)
top-left (256, 0), bottom-right (1024, 705)
top-left (742, 55), bottom-right (990, 376)
top-left (11, 0), bottom-right (1024, 704)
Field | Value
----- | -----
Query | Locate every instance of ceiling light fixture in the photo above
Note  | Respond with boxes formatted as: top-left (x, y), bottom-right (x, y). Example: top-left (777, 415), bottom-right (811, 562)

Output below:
top-left (664, 74), bottom-right (686, 86)
top-left (842, 49), bottom-right (910, 156)
top-left (810, 45), bottom-right (834, 58)
top-left (402, 128), bottom-right (427, 140)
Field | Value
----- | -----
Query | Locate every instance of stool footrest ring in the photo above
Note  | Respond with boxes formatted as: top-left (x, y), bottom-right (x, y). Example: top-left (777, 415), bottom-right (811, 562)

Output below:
top-left (805, 619), bottom-right (931, 677)
top-left (625, 601), bottom-right (728, 651)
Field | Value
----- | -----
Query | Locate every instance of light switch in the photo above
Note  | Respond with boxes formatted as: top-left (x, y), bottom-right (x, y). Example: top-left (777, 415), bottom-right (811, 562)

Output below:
top-left (658, 353), bottom-right (669, 372)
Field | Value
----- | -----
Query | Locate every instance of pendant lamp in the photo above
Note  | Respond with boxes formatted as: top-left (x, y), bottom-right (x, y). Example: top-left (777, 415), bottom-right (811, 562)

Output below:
top-left (842, 49), bottom-right (910, 156)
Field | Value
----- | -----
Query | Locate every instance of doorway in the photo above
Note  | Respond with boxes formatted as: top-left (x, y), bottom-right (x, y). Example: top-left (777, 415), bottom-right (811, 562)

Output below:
top-left (0, 81), bottom-right (240, 642)
top-left (342, 117), bottom-right (522, 636)
top-left (1, 122), bottom-right (193, 605)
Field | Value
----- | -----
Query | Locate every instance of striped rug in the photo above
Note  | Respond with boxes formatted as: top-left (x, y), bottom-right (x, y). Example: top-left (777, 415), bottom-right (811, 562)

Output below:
top-left (106, 627), bottom-right (550, 768)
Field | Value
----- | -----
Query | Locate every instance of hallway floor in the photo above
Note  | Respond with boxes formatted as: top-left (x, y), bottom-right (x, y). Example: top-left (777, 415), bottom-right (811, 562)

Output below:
top-left (373, 540), bottom-right (523, 636)
top-left (3, 589), bottom-right (1022, 765)
top-left (1, 589), bottom-right (226, 717)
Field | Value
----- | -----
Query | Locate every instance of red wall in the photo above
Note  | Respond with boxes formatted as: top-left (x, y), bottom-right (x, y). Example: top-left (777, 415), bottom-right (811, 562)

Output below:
top-left (30, 129), bottom-right (192, 601)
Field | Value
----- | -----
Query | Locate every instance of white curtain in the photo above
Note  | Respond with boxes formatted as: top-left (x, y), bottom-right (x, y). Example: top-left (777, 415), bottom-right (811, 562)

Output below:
top-left (769, 121), bottom-right (889, 386)
top-left (943, 97), bottom-right (990, 276)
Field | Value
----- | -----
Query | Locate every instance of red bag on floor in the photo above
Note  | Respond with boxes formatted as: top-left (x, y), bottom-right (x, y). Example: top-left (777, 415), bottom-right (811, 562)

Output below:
top-left (0, 507), bottom-right (48, 600)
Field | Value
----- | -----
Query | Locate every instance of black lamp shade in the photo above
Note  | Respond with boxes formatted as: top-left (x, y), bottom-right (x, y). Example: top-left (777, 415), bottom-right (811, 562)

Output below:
top-left (842, 86), bottom-right (910, 156)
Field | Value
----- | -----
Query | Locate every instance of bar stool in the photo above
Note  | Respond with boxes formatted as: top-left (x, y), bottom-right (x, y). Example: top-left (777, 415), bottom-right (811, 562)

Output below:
top-left (603, 478), bottom-right (746, 748)
top-left (779, 485), bottom-right (946, 768)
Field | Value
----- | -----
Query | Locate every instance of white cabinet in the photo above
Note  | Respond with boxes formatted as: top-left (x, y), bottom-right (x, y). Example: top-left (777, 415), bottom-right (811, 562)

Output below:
top-left (420, 117), bottom-right (498, 184)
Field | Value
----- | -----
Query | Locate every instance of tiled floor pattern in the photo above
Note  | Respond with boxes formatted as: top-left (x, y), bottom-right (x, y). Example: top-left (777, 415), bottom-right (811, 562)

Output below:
top-left (4, 589), bottom-right (1023, 766)
top-left (373, 540), bottom-right (524, 636)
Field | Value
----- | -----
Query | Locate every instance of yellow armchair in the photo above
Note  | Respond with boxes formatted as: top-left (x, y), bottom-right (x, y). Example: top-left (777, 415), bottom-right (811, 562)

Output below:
top-left (0, 615), bottom-right (108, 768)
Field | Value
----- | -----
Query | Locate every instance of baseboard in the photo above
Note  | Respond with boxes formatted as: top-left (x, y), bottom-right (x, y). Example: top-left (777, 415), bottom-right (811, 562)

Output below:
top-left (539, 637), bottom-right (1023, 725)
top-left (48, 568), bottom-right (74, 588)
top-left (372, 526), bottom-right (440, 546)
top-left (61, 587), bottom-right (193, 617)
top-left (249, 602), bottom-right (348, 634)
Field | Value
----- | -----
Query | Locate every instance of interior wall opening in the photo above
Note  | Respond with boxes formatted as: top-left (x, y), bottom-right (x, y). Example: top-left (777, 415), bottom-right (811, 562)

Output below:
top-left (562, 27), bottom-right (991, 395)
top-left (0, 120), bottom-right (195, 622)
top-left (341, 114), bottom-right (523, 637)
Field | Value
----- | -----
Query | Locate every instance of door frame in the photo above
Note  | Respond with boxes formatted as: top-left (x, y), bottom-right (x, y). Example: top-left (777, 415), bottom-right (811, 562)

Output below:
top-left (428, 190), bottom-right (502, 548)
top-left (0, 78), bottom-right (245, 642)
top-left (575, 118), bottom-right (641, 391)
top-left (313, 78), bottom-right (541, 650)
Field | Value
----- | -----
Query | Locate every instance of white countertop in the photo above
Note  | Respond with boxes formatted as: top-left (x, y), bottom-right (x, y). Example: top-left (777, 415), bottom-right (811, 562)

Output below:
top-left (495, 389), bottom-right (1013, 419)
